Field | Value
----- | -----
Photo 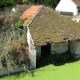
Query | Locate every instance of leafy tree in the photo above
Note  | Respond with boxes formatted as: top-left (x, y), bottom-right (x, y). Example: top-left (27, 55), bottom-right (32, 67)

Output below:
top-left (0, 0), bottom-right (60, 8)
top-left (0, 0), bottom-right (15, 6)
top-left (29, 0), bottom-right (60, 8)
top-left (22, 0), bottom-right (28, 4)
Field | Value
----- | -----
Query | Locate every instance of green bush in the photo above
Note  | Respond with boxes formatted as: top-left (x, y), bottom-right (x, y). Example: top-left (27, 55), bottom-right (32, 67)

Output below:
top-left (0, 0), bottom-right (15, 7)
top-left (21, 39), bottom-right (27, 46)
top-left (3, 10), bottom-right (22, 30)
top-left (22, 0), bottom-right (28, 4)
top-left (15, 19), bottom-right (23, 28)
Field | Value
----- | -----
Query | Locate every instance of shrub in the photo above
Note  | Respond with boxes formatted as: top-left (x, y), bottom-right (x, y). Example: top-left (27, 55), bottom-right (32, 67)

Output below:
top-left (22, 0), bottom-right (28, 4)
top-left (0, 7), bottom-right (27, 73)
top-left (0, 15), bottom-right (5, 26)
top-left (3, 9), bottom-right (22, 30)
top-left (15, 19), bottom-right (23, 28)
top-left (0, 0), bottom-right (15, 7)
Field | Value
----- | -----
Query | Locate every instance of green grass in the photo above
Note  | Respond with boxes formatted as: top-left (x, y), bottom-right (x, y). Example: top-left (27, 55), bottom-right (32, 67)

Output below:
top-left (0, 60), bottom-right (80, 80)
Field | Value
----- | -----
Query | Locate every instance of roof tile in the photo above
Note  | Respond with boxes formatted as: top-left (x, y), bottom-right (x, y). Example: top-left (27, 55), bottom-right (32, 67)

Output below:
top-left (20, 5), bottom-right (43, 26)
top-left (29, 6), bottom-right (80, 45)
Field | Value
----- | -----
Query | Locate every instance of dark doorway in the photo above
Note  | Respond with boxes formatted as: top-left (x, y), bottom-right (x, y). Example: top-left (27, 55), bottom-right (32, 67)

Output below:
top-left (41, 44), bottom-right (51, 57)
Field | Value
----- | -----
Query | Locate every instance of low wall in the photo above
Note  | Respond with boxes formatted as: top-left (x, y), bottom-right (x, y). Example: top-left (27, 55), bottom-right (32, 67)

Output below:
top-left (51, 42), bottom-right (68, 54)
top-left (70, 41), bottom-right (80, 58)
top-left (0, 67), bottom-right (24, 77)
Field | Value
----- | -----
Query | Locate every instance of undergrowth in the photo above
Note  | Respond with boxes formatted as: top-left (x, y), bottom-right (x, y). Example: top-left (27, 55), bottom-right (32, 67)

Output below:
top-left (37, 52), bottom-right (77, 68)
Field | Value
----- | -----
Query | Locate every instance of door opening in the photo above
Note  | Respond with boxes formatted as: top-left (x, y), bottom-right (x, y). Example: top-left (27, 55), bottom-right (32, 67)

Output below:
top-left (41, 44), bottom-right (51, 57)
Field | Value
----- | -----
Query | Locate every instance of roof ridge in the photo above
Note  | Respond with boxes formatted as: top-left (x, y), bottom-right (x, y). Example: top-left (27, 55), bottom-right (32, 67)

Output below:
top-left (20, 5), bottom-right (43, 27)
top-left (26, 5), bottom-right (43, 27)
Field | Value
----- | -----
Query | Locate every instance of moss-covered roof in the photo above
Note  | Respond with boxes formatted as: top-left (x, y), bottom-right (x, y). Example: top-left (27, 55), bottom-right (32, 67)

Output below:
top-left (29, 6), bottom-right (80, 46)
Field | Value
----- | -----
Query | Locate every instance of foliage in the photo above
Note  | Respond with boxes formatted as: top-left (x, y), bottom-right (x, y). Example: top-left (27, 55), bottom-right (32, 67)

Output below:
top-left (0, 15), bottom-right (5, 26)
top-left (29, 0), bottom-right (60, 8)
top-left (22, 0), bottom-right (29, 4)
top-left (0, 0), bottom-right (60, 8)
top-left (0, 28), bottom-right (27, 73)
top-left (0, 7), bottom-right (28, 74)
top-left (15, 19), bottom-right (23, 28)
top-left (0, 0), bottom-right (15, 7)
top-left (3, 9), bottom-right (22, 29)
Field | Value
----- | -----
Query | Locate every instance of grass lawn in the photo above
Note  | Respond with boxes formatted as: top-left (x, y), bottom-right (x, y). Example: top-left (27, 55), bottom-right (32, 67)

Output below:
top-left (0, 60), bottom-right (80, 80)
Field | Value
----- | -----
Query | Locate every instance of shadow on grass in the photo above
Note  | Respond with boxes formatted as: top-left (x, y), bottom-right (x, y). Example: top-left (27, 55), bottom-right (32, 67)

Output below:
top-left (36, 52), bottom-right (79, 68)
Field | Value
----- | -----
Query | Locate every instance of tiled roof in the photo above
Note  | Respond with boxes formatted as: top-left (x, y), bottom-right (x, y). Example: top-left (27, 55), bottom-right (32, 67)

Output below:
top-left (29, 6), bottom-right (80, 46)
top-left (72, 0), bottom-right (80, 6)
top-left (20, 5), bottom-right (43, 26)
